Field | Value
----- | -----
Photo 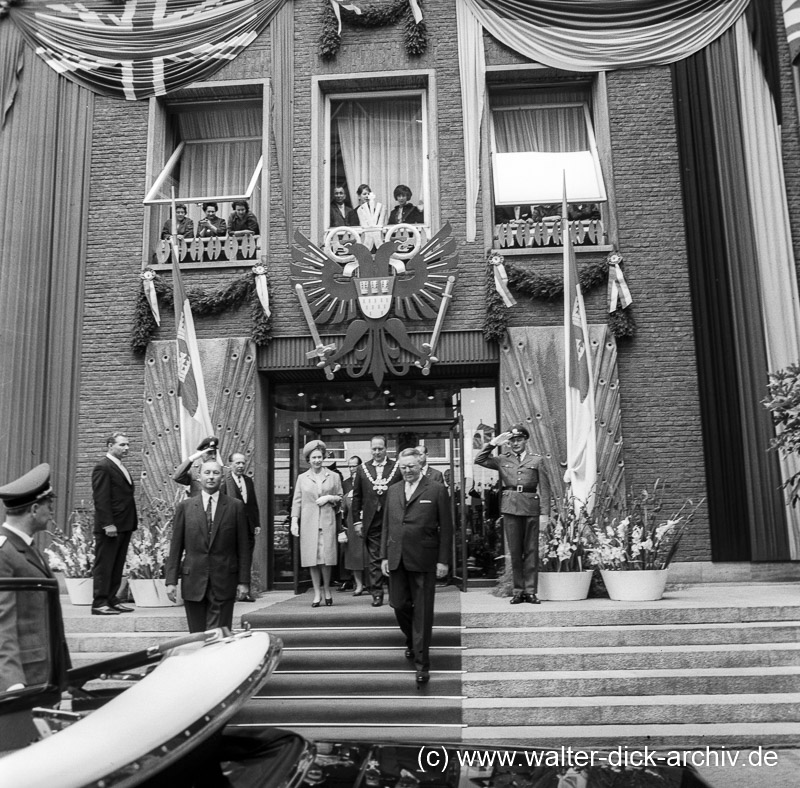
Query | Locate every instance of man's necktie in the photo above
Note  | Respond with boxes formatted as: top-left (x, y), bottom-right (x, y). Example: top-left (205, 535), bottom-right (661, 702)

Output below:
top-left (206, 496), bottom-right (213, 535)
top-left (238, 477), bottom-right (247, 503)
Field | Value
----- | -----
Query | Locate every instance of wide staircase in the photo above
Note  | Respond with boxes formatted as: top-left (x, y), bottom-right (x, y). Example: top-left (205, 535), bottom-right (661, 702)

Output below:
top-left (61, 582), bottom-right (800, 748)
top-left (232, 587), bottom-right (464, 741)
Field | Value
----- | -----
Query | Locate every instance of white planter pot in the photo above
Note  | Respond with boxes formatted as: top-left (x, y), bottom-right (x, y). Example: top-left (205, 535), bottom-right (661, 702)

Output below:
top-left (538, 570), bottom-right (593, 601)
top-left (600, 568), bottom-right (669, 601)
top-left (129, 578), bottom-right (182, 607)
top-left (64, 577), bottom-right (93, 606)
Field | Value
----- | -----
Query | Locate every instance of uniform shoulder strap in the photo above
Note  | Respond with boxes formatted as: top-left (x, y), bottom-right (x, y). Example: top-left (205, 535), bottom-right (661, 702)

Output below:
top-left (0, 535), bottom-right (6, 547)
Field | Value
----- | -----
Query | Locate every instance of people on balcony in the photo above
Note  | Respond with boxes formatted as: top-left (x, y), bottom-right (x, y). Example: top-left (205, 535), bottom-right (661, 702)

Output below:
top-left (228, 200), bottom-right (260, 237)
top-left (329, 185), bottom-right (359, 229)
top-left (160, 203), bottom-right (195, 240)
top-left (356, 184), bottom-right (385, 251)
top-left (196, 202), bottom-right (227, 238)
top-left (387, 184), bottom-right (424, 225)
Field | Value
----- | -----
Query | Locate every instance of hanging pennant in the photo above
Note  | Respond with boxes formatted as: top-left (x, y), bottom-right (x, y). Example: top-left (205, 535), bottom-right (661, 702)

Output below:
top-left (490, 252), bottom-right (517, 308)
top-left (607, 251), bottom-right (633, 312)
top-left (252, 262), bottom-right (271, 317)
top-left (408, 0), bottom-right (423, 24)
top-left (329, 0), bottom-right (362, 35)
top-left (140, 268), bottom-right (160, 326)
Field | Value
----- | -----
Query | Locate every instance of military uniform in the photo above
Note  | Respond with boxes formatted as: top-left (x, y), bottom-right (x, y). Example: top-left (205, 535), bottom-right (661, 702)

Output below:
top-left (475, 424), bottom-right (551, 600)
top-left (0, 464), bottom-right (70, 690)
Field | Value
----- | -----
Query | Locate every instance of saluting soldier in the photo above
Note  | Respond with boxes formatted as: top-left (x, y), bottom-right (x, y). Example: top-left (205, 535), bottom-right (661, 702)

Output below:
top-left (475, 423), bottom-right (551, 604)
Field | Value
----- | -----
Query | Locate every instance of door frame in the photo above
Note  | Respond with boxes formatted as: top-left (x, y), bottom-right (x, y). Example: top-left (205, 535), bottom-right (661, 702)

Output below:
top-left (284, 416), bottom-right (469, 592)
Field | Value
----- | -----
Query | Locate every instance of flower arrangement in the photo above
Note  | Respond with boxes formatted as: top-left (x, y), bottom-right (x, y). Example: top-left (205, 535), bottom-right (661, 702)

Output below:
top-left (125, 498), bottom-right (175, 580)
top-left (588, 480), bottom-right (703, 571)
top-left (45, 511), bottom-right (95, 578)
top-left (764, 362), bottom-right (800, 505)
top-left (540, 494), bottom-right (595, 572)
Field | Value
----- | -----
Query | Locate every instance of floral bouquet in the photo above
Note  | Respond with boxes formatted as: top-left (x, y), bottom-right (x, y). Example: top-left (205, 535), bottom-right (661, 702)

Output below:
top-left (126, 498), bottom-right (175, 580)
top-left (45, 511), bottom-right (95, 578)
top-left (540, 494), bottom-right (595, 572)
top-left (588, 480), bottom-right (703, 571)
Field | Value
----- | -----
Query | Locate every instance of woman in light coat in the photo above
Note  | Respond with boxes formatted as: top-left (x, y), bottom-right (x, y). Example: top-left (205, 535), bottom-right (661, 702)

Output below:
top-left (290, 441), bottom-right (343, 607)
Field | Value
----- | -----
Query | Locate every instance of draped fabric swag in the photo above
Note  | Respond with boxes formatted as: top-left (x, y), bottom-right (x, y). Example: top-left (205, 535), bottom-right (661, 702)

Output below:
top-left (0, 24), bottom-right (94, 533)
top-left (1, 25), bottom-right (24, 127)
top-left (456, 0), bottom-right (748, 240)
top-left (271, 0), bottom-right (294, 243)
top-left (7, 0), bottom-right (287, 100)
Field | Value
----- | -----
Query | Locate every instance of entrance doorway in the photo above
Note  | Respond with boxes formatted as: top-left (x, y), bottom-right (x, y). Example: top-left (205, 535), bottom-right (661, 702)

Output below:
top-left (267, 377), bottom-right (501, 592)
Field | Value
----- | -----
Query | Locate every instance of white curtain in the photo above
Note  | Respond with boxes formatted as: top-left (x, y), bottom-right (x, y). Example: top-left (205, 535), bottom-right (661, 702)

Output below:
top-left (493, 105), bottom-right (589, 153)
top-left (335, 98), bottom-right (423, 212)
top-left (735, 18), bottom-right (800, 558)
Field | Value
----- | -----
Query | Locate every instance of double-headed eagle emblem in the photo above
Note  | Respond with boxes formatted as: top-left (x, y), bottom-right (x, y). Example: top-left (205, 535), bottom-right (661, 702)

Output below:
top-left (291, 223), bottom-right (458, 385)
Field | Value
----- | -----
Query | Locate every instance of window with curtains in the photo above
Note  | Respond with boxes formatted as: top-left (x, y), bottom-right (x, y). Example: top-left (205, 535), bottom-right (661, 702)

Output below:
top-left (144, 87), bottom-right (265, 267)
top-left (324, 90), bottom-right (430, 253)
top-left (489, 85), bottom-right (607, 250)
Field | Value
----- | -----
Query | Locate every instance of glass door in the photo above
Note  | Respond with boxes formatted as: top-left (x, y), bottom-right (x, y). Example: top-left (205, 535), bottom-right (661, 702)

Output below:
top-left (448, 414), bottom-right (468, 590)
top-left (291, 420), bottom-right (323, 595)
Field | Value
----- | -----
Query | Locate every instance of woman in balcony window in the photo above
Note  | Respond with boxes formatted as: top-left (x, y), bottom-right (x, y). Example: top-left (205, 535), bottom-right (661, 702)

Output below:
top-left (160, 203), bottom-right (195, 239)
top-left (196, 202), bottom-right (227, 238)
top-left (228, 200), bottom-right (260, 236)
top-left (356, 184), bottom-right (385, 251)
top-left (387, 185), bottom-right (423, 225)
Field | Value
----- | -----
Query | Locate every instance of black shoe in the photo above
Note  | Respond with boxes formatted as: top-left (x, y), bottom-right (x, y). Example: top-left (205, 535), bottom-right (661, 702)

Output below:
top-left (415, 670), bottom-right (430, 685)
top-left (311, 599), bottom-right (321, 608)
top-left (371, 596), bottom-right (383, 607)
top-left (325, 595), bottom-right (333, 607)
top-left (510, 593), bottom-right (525, 605)
top-left (241, 595), bottom-right (256, 603)
top-left (404, 648), bottom-right (415, 660)
top-left (110, 604), bottom-right (134, 613)
top-left (352, 588), bottom-right (365, 597)
top-left (92, 605), bottom-right (120, 616)
top-left (524, 593), bottom-right (541, 605)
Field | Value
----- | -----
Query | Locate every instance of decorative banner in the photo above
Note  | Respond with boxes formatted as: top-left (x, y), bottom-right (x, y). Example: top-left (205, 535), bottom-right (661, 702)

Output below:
top-left (291, 223), bottom-right (458, 386)
top-left (489, 251), bottom-right (516, 307)
top-left (252, 262), bottom-right (271, 317)
top-left (606, 251), bottom-right (633, 313)
top-left (140, 268), bottom-right (160, 326)
top-left (8, 0), bottom-right (287, 100)
top-left (329, 0), bottom-right (363, 35)
top-left (408, 0), bottom-right (424, 24)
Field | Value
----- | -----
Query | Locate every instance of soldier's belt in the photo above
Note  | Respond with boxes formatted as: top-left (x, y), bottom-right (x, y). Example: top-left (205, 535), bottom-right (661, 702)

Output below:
top-left (504, 486), bottom-right (538, 494)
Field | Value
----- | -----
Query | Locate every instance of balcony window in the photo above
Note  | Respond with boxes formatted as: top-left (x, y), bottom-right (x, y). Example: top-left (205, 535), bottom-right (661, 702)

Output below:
top-left (490, 87), bottom-right (606, 249)
top-left (144, 91), bottom-right (264, 265)
top-left (324, 91), bottom-right (430, 258)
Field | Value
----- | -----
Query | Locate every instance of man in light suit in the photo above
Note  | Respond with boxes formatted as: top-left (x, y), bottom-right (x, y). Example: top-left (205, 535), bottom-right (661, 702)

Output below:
top-left (353, 435), bottom-right (401, 607)
top-left (475, 422), bottom-right (551, 604)
top-left (165, 460), bottom-right (250, 633)
top-left (91, 432), bottom-right (138, 615)
top-left (417, 445), bottom-right (445, 485)
top-left (381, 448), bottom-right (451, 685)
top-left (0, 464), bottom-right (70, 692)
top-left (225, 452), bottom-right (261, 602)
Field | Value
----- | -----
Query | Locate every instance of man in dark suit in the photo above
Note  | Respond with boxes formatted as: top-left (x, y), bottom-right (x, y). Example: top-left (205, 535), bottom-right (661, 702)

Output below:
top-left (353, 435), bottom-right (401, 607)
top-left (225, 452), bottom-right (260, 602)
top-left (0, 463), bottom-right (70, 692)
top-left (91, 432), bottom-right (138, 615)
top-left (417, 445), bottom-right (445, 485)
top-left (329, 185), bottom-right (359, 228)
top-left (475, 422), bottom-right (551, 604)
top-left (165, 459), bottom-right (250, 633)
top-left (381, 448), bottom-right (452, 685)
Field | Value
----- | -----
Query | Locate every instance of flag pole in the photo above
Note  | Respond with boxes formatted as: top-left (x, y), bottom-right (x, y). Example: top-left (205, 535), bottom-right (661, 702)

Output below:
top-left (562, 175), bottom-right (572, 496)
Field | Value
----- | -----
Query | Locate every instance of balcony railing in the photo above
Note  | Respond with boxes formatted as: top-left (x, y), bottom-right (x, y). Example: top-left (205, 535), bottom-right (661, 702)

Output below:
top-left (153, 235), bottom-right (261, 264)
top-left (493, 218), bottom-right (605, 250)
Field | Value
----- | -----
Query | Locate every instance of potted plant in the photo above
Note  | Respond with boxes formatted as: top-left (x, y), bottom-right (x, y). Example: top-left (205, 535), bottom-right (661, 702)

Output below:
top-left (538, 495), bottom-right (595, 601)
top-left (125, 498), bottom-right (181, 607)
top-left (588, 480), bottom-right (703, 601)
top-left (45, 512), bottom-right (95, 605)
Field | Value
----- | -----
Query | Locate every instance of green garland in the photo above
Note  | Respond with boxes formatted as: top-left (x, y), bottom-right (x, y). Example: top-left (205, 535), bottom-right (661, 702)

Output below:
top-left (131, 272), bottom-right (273, 355)
top-left (483, 254), bottom-right (636, 342)
top-left (320, 0), bottom-right (427, 60)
